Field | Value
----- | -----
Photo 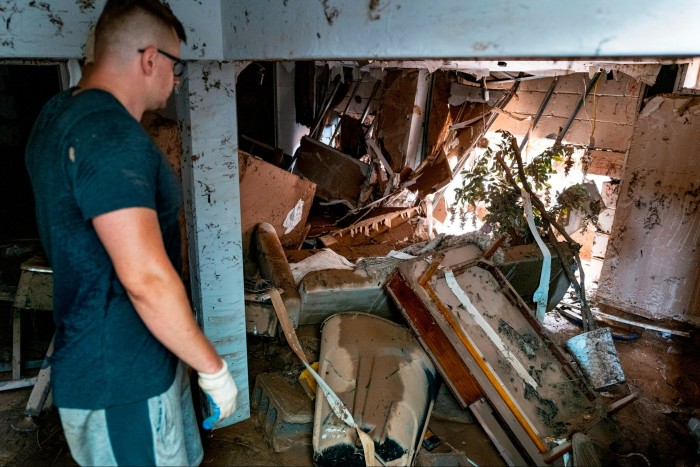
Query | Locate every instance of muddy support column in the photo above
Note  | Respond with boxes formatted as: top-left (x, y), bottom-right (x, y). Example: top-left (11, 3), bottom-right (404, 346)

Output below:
top-left (177, 61), bottom-right (249, 427)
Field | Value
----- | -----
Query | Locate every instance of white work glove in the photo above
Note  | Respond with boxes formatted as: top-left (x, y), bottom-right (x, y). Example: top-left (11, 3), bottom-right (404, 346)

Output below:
top-left (198, 359), bottom-right (238, 429)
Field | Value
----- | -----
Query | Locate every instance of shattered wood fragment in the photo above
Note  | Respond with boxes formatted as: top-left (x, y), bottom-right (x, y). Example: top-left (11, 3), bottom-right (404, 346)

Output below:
top-left (375, 70), bottom-right (419, 172)
top-left (255, 222), bottom-right (301, 328)
top-left (406, 149), bottom-right (453, 198)
top-left (318, 206), bottom-right (422, 247)
top-left (239, 150), bottom-right (316, 276)
top-left (385, 271), bottom-right (482, 407)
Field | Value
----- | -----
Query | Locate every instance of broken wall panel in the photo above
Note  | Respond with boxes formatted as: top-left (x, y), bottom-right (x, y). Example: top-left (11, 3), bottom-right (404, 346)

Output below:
top-left (239, 150), bottom-right (316, 274)
top-left (375, 69), bottom-right (419, 172)
top-left (494, 72), bottom-right (642, 98)
top-left (597, 96), bottom-right (700, 322)
top-left (449, 82), bottom-right (505, 106)
top-left (333, 73), bottom-right (383, 119)
top-left (505, 92), bottom-right (638, 123)
top-left (424, 71), bottom-right (454, 162)
top-left (452, 103), bottom-right (491, 158)
top-left (292, 136), bottom-right (369, 206)
top-left (410, 149), bottom-right (453, 198)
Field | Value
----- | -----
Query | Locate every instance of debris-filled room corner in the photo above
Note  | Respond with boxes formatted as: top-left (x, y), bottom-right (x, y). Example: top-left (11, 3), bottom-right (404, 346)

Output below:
top-left (3, 53), bottom-right (700, 466)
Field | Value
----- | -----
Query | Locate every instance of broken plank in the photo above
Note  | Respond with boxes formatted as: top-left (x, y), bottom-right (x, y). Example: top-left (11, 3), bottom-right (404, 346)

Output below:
top-left (562, 304), bottom-right (691, 338)
top-left (385, 271), bottom-right (483, 407)
top-left (318, 206), bottom-right (422, 247)
top-left (255, 222), bottom-right (301, 328)
top-left (366, 137), bottom-right (394, 177)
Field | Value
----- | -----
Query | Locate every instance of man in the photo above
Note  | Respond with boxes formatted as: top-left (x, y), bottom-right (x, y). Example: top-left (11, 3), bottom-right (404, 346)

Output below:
top-left (25, 1), bottom-right (238, 465)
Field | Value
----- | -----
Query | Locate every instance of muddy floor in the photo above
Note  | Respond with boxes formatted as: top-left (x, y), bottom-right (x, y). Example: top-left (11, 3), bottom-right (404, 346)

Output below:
top-left (1, 301), bottom-right (700, 466)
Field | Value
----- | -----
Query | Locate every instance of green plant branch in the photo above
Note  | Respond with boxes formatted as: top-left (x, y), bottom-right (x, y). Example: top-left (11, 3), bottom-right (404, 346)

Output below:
top-left (495, 134), bottom-right (596, 332)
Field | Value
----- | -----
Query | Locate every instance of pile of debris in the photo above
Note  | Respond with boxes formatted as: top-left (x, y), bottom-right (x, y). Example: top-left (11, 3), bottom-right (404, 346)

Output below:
top-left (241, 208), bottom-right (637, 466)
top-left (239, 142), bottom-right (636, 465)
top-left (236, 69), bottom-right (639, 465)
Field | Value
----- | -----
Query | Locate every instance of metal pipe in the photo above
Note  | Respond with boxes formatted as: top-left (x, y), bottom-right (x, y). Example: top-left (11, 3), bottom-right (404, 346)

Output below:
top-left (360, 79), bottom-right (382, 131)
top-left (417, 72), bottom-right (436, 168)
top-left (519, 75), bottom-right (558, 151)
top-left (329, 76), bottom-right (362, 145)
top-left (310, 77), bottom-right (342, 139)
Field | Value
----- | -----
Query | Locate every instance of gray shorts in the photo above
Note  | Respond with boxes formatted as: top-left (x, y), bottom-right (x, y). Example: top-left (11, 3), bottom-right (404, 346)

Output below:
top-left (58, 362), bottom-right (204, 466)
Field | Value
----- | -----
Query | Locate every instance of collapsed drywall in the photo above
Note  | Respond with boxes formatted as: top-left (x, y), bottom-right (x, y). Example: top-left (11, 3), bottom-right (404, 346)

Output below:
top-left (597, 95), bottom-right (700, 323)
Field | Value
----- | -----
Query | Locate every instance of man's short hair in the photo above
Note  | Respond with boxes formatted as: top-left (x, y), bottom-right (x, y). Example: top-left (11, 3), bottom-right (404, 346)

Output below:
top-left (95, 0), bottom-right (187, 50)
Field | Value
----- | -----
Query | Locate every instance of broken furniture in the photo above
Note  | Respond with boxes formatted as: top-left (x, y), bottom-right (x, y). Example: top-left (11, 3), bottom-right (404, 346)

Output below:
top-left (245, 229), bottom-right (579, 337)
top-left (312, 312), bottom-right (439, 466)
top-left (417, 234), bottom-right (575, 313)
top-left (292, 136), bottom-right (371, 208)
top-left (245, 222), bottom-right (302, 336)
top-left (245, 223), bottom-right (402, 335)
top-left (2, 256), bottom-right (55, 432)
top-left (385, 242), bottom-right (612, 465)
top-left (0, 256), bottom-right (53, 392)
top-left (497, 241), bottom-right (574, 314)
top-left (251, 372), bottom-right (314, 452)
top-left (296, 267), bottom-right (392, 325)
top-left (11, 335), bottom-right (54, 432)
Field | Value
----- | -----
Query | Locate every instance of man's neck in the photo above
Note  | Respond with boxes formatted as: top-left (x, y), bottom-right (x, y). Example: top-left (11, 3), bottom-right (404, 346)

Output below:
top-left (78, 67), bottom-right (145, 121)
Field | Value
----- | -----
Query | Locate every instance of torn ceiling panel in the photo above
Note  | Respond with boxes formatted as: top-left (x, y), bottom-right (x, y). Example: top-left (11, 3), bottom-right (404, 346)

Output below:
top-left (323, 59), bottom-right (683, 86)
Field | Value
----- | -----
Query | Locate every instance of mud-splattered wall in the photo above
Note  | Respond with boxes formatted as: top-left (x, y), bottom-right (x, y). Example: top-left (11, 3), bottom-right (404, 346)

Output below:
top-left (2, 1), bottom-right (699, 61)
top-left (0, 0), bottom-right (224, 59)
top-left (597, 95), bottom-right (700, 323)
top-left (220, 0), bottom-right (700, 60)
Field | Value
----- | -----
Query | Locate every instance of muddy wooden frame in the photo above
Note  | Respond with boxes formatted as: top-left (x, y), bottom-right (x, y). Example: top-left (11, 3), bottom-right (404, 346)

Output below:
top-left (387, 253), bottom-right (604, 463)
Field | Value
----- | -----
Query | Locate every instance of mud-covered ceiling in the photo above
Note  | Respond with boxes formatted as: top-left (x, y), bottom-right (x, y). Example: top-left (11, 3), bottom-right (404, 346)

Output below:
top-left (319, 59), bottom-right (686, 87)
top-left (1, 0), bottom-right (699, 61)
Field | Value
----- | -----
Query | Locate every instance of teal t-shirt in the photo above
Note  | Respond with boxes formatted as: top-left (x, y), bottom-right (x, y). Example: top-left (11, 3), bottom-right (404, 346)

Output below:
top-left (25, 88), bottom-right (179, 409)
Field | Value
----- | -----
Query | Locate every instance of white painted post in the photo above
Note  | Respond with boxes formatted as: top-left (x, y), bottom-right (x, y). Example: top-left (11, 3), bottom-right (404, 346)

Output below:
top-left (176, 62), bottom-right (249, 426)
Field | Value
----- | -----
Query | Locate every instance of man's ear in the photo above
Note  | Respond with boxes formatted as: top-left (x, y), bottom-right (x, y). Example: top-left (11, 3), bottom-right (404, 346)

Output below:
top-left (140, 46), bottom-right (157, 77)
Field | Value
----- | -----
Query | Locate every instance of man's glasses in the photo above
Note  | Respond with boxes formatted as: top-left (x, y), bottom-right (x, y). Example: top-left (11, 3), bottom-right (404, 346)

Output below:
top-left (138, 48), bottom-right (186, 77)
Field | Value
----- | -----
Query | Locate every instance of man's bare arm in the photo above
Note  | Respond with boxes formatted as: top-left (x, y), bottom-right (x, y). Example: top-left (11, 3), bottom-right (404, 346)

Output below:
top-left (93, 206), bottom-right (223, 374)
